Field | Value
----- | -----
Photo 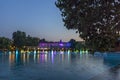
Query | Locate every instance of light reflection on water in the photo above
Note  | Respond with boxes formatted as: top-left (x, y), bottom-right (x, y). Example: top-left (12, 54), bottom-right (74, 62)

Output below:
top-left (8, 51), bottom-right (74, 65)
top-left (0, 51), bottom-right (120, 80)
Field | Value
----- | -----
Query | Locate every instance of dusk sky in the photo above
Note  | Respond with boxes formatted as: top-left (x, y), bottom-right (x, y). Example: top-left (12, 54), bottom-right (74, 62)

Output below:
top-left (0, 0), bottom-right (82, 42)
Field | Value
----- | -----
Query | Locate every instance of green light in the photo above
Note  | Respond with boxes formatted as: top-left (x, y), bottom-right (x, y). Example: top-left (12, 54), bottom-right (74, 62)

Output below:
top-left (80, 50), bottom-right (82, 54)
top-left (82, 50), bottom-right (85, 53)
top-left (75, 50), bottom-right (79, 53)
top-left (68, 50), bottom-right (70, 54)
top-left (85, 50), bottom-right (88, 53)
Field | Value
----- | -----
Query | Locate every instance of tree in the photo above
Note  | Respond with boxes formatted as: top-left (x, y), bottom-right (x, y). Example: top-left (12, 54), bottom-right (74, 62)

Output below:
top-left (32, 37), bottom-right (40, 46)
top-left (26, 35), bottom-right (40, 46)
top-left (75, 42), bottom-right (86, 50)
top-left (12, 31), bottom-right (26, 48)
top-left (69, 39), bottom-right (76, 49)
top-left (55, 0), bottom-right (120, 51)
top-left (0, 37), bottom-right (12, 49)
top-left (39, 38), bottom-right (46, 42)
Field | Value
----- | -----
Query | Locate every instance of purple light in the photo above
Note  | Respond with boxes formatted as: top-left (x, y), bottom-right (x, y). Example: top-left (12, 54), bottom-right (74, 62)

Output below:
top-left (39, 42), bottom-right (71, 48)
top-left (42, 43), bottom-right (45, 46)
top-left (59, 43), bottom-right (63, 46)
top-left (66, 43), bottom-right (71, 47)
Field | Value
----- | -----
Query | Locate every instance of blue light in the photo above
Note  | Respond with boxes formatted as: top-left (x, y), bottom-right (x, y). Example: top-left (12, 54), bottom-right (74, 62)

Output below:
top-left (67, 50), bottom-right (70, 62)
top-left (34, 50), bottom-right (37, 54)
top-left (66, 43), bottom-right (71, 47)
top-left (67, 50), bottom-right (70, 54)
top-left (80, 50), bottom-right (82, 54)
top-left (15, 49), bottom-right (19, 62)
top-left (9, 51), bottom-right (11, 54)
top-left (15, 50), bottom-right (19, 55)
top-left (51, 50), bottom-right (53, 54)
top-left (34, 51), bottom-right (36, 62)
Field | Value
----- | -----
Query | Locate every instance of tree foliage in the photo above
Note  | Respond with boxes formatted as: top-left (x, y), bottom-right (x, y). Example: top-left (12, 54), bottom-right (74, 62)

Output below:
top-left (13, 31), bottom-right (26, 48)
top-left (69, 39), bottom-right (76, 49)
top-left (0, 37), bottom-right (12, 49)
top-left (12, 31), bottom-right (40, 48)
top-left (26, 35), bottom-right (40, 46)
top-left (55, 0), bottom-right (120, 51)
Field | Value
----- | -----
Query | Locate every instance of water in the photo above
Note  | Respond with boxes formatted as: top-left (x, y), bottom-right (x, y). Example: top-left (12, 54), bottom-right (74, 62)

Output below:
top-left (0, 51), bottom-right (120, 80)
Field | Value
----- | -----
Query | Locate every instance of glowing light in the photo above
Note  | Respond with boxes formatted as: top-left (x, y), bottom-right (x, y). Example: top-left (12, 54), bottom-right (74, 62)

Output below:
top-left (15, 50), bottom-right (19, 62)
top-left (67, 50), bottom-right (70, 62)
top-left (60, 51), bottom-right (64, 54)
top-left (45, 54), bottom-right (47, 62)
top-left (21, 50), bottom-right (25, 53)
top-left (85, 50), bottom-right (88, 53)
top-left (15, 50), bottom-right (19, 55)
top-left (51, 50), bottom-right (54, 63)
top-left (34, 50), bottom-right (37, 54)
top-left (53, 51), bottom-right (57, 55)
top-left (51, 50), bottom-right (53, 54)
top-left (27, 50), bottom-right (30, 53)
top-left (66, 43), bottom-right (71, 47)
top-left (80, 50), bottom-right (82, 54)
top-left (23, 53), bottom-right (26, 63)
top-left (37, 53), bottom-right (40, 63)
top-left (82, 50), bottom-right (85, 53)
top-left (67, 50), bottom-right (70, 54)
top-left (9, 53), bottom-right (15, 65)
top-left (59, 43), bottom-right (63, 46)
top-left (75, 50), bottom-right (79, 53)
top-left (41, 54), bottom-right (45, 62)
top-left (34, 52), bottom-right (36, 62)
top-left (9, 51), bottom-right (11, 54)
top-left (45, 51), bottom-right (48, 54)
top-left (9, 52), bottom-right (12, 64)
top-left (37, 51), bottom-right (40, 53)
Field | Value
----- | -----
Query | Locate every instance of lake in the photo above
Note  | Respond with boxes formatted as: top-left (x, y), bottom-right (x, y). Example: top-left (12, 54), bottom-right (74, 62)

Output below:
top-left (0, 51), bottom-right (120, 80)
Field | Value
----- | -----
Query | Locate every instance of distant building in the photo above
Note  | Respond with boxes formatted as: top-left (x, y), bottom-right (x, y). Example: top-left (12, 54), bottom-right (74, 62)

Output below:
top-left (39, 40), bottom-right (71, 49)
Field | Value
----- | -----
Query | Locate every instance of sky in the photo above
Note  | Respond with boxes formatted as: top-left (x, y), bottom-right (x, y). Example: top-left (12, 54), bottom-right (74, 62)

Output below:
top-left (0, 0), bottom-right (82, 42)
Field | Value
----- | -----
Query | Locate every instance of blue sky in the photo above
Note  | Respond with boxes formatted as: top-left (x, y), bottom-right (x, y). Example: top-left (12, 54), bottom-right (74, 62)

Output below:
top-left (0, 0), bottom-right (82, 42)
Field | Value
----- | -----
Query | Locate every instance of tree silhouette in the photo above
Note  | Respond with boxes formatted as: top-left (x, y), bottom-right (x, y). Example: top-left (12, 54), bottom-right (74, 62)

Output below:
top-left (12, 31), bottom-right (26, 48)
top-left (56, 0), bottom-right (120, 51)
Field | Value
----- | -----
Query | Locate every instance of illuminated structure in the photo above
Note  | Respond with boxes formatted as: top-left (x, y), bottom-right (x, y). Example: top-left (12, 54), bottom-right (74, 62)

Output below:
top-left (39, 40), bottom-right (71, 50)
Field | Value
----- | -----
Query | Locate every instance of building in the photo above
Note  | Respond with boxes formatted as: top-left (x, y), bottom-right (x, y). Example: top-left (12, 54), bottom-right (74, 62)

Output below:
top-left (39, 40), bottom-right (71, 50)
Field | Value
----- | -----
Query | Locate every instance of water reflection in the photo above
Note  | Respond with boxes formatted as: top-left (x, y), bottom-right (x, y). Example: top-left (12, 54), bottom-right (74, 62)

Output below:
top-left (2, 51), bottom-right (120, 80)
top-left (103, 53), bottom-right (120, 67)
top-left (8, 51), bottom-right (74, 66)
top-left (9, 52), bottom-right (15, 65)
top-left (67, 50), bottom-right (70, 62)
top-left (23, 53), bottom-right (26, 63)
top-left (7, 51), bottom-right (91, 69)
top-left (33, 51), bottom-right (36, 63)
top-left (51, 51), bottom-right (54, 63)
top-left (45, 53), bottom-right (47, 62)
